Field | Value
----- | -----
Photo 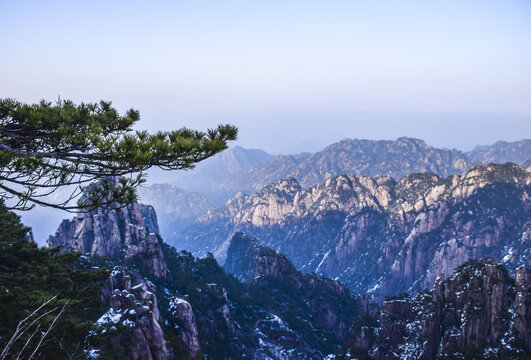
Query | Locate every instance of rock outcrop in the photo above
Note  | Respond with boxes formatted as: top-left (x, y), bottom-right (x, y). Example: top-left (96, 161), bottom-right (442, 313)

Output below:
top-left (515, 265), bottom-right (531, 349)
top-left (224, 231), bottom-right (275, 282)
top-left (47, 193), bottom-right (167, 279)
top-left (173, 163), bottom-right (531, 299)
top-left (91, 269), bottom-right (167, 360)
top-left (47, 201), bottom-right (146, 256)
top-left (167, 297), bottom-right (200, 357)
top-left (332, 259), bottom-right (531, 359)
top-left (125, 233), bottom-right (168, 279)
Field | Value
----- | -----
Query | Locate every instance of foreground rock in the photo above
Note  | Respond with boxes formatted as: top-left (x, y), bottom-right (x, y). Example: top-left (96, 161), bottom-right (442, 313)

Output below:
top-left (332, 259), bottom-right (531, 359)
top-left (90, 269), bottom-right (167, 360)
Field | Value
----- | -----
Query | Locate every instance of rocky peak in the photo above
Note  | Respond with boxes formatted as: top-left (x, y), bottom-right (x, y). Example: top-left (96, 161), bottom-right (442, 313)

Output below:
top-left (46, 201), bottom-right (148, 258)
top-left (46, 184), bottom-right (168, 279)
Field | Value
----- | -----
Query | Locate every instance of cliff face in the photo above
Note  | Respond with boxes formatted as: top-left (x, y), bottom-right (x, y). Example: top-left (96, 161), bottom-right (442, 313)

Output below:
top-left (332, 259), bottom-right (531, 360)
top-left (172, 163), bottom-right (530, 299)
top-left (46, 198), bottom-right (168, 279)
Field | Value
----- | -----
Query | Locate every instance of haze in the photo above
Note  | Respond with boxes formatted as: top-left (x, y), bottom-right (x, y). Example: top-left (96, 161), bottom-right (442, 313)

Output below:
top-left (1, 0), bottom-right (530, 153)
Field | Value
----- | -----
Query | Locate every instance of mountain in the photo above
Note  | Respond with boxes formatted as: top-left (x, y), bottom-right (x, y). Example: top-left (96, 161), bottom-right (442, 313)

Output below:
top-left (467, 139), bottom-right (531, 165)
top-left (168, 163), bottom-right (531, 300)
top-left (224, 231), bottom-right (276, 282)
top-left (169, 138), bottom-right (530, 203)
top-left (332, 259), bottom-right (531, 359)
top-left (47, 199), bottom-right (375, 359)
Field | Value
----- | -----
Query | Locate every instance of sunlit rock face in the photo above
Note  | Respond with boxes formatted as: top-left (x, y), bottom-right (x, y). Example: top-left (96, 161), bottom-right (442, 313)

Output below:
top-left (172, 163), bottom-right (530, 299)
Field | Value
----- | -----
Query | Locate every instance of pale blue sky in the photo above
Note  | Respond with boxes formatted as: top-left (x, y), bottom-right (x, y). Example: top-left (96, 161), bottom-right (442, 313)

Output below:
top-left (1, 0), bottom-right (530, 153)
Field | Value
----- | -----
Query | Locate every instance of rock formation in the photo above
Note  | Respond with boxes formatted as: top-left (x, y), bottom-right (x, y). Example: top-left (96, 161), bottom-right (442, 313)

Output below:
top-left (91, 269), bottom-right (167, 360)
top-left (167, 297), bottom-right (200, 357)
top-left (332, 259), bottom-right (531, 359)
top-left (224, 231), bottom-right (275, 282)
top-left (46, 194), bottom-right (167, 279)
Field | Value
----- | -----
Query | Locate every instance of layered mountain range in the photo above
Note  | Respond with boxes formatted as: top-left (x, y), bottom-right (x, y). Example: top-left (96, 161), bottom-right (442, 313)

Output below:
top-left (26, 137), bottom-right (528, 245)
top-left (137, 137), bottom-right (530, 257)
top-left (40, 137), bottom-right (531, 359)
top-left (166, 163), bottom-right (530, 300)
top-left (170, 137), bottom-right (531, 203)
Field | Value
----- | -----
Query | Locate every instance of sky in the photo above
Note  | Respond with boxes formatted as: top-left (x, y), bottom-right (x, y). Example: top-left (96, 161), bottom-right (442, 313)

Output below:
top-left (2, 0), bottom-right (530, 243)
top-left (1, 0), bottom-right (530, 155)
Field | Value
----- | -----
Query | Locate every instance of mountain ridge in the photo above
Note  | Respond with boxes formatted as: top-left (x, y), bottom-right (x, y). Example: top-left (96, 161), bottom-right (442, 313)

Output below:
top-left (170, 137), bottom-right (530, 203)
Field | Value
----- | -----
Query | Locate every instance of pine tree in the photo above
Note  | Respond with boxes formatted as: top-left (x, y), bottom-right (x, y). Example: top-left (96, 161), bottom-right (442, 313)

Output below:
top-left (0, 98), bottom-right (237, 211)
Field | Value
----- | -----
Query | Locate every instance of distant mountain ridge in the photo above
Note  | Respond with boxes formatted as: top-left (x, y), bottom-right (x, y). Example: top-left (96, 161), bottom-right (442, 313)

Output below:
top-left (171, 145), bottom-right (275, 201)
top-left (171, 137), bottom-right (531, 203)
top-left (467, 139), bottom-right (531, 165)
